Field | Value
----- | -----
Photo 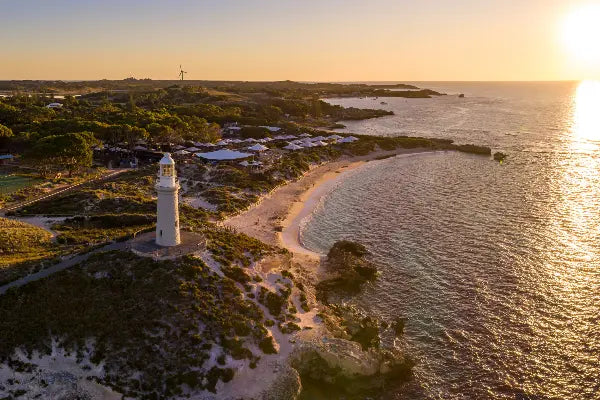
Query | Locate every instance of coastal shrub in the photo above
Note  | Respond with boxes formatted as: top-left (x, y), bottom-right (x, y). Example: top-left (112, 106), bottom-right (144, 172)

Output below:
top-left (205, 226), bottom-right (272, 267)
top-left (217, 354), bottom-right (226, 365)
top-left (221, 337), bottom-right (253, 360)
top-left (258, 336), bottom-right (277, 354)
top-left (222, 265), bottom-right (252, 284)
top-left (280, 322), bottom-right (301, 334)
top-left (53, 213), bottom-right (154, 245)
top-left (264, 290), bottom-right (286, 316)
top-left (200, 186), bottom-right (258, 214)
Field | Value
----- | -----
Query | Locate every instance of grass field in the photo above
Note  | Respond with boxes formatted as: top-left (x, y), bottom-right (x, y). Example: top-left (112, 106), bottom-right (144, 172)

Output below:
top-left (0, 174), bottom-right (41, 195)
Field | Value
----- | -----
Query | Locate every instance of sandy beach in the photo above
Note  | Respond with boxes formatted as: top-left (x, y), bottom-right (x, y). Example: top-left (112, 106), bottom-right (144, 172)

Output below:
top-left (224, 147), bottom-right (434, 264)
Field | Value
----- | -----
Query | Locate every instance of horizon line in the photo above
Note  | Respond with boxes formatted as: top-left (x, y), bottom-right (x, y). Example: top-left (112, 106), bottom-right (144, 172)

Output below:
top-left (0, 79), bottom-right (587, 84)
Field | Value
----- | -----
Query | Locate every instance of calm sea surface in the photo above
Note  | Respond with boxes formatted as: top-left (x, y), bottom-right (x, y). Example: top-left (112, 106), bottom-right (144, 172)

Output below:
top-left (305, 82), bottom-right (600, 399)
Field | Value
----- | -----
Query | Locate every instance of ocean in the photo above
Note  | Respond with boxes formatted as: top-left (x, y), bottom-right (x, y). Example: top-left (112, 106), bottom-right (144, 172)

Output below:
top-left (303, 82), bottom-right (600, 399)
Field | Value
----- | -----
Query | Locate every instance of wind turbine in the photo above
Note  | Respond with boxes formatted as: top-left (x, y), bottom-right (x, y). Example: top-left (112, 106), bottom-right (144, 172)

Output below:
top-left (178, 65), bottom-right (187, 81)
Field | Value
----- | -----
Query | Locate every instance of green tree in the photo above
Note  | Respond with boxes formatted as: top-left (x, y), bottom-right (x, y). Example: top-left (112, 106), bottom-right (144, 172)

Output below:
top-left (0, 103), bottom-right (19, 125)
top-left (262, 105), bottom-right (283, 123)
top-left (0, 124), bottom-right (13, 138)
top-left (126, 93), bottom-right (137, 112)
top-left (147, 123), bottom-right (180, 143)
top-left (25, 132), bottom-right (98, 177)
top-left (311, 98), bottom-right (323, 118)
top-left (239, 126), bottom-right (271, 139)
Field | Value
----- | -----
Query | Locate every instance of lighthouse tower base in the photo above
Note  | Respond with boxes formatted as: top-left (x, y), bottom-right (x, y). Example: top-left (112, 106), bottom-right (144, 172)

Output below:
top-left (130, 231), bottom-right (206, 260)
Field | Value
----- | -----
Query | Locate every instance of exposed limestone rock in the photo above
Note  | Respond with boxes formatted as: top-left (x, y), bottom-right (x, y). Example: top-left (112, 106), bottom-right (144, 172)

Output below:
top-left (259, 363), bottom-right (301, 400)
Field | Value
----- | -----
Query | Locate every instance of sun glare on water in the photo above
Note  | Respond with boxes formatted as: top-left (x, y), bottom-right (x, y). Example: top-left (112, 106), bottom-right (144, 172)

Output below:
top-left (573, 80), bottom-right (600, 143)
top-left (562, 4), bottom-right (600, 64)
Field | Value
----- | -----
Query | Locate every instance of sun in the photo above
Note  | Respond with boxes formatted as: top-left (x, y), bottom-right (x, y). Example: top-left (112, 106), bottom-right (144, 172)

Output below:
top-left (562, 4), bottom-right (600, 64)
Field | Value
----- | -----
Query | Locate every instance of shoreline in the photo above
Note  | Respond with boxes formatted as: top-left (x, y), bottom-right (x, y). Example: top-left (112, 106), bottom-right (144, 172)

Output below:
top-left (224, 147), bottom-right (435, 263)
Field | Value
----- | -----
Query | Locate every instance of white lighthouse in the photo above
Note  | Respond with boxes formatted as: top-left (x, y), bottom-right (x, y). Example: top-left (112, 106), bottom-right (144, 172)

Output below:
top-left (156, 153), bottom-right (181, 247)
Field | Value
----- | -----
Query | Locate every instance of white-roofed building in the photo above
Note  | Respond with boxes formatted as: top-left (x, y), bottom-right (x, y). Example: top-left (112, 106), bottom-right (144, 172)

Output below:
top-left (283, 143), bottom-right (303, 151)
top-left (195, 149), bottom-right (253, 161)
top-left (247, 144), bottom-right (269, 152)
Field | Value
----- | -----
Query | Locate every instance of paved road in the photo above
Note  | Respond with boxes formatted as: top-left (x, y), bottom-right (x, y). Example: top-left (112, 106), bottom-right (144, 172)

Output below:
top-left (0, 241), bottom-right (128, 295)
top-left (0, 168), bottom-right (129, 216)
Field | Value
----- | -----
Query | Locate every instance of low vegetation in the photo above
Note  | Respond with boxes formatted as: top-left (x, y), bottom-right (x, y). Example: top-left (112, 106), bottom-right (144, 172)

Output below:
top-left (0, 251), bottom-right (278, 397)
top-left (0, 217), bottom-right (54, 268)
top-left (52, 213), bottom-right (154, 245)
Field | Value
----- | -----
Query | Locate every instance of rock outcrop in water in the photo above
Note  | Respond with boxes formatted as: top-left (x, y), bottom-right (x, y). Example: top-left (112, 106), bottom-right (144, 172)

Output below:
top-left (291, 338), bottom-right (413, 399)
top-left (316, 241), bottom-right (378, 303)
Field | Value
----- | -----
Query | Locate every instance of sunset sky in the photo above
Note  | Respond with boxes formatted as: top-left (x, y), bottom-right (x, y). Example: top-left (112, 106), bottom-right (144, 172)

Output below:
top-left (1, 0), bottom-right (598, 81)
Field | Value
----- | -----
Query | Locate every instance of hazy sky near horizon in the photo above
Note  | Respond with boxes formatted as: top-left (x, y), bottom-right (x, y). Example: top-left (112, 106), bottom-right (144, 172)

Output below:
top-left (1, 0), bottom-right (598, 81)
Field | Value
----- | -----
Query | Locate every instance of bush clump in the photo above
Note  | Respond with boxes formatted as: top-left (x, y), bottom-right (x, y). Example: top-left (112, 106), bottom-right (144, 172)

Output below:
top-left (258, 336), bottom-right (277, 354)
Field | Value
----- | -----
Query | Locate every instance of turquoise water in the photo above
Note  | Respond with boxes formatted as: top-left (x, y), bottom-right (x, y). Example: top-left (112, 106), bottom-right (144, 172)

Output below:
top-left (304, 82), bottom-right (600, 399)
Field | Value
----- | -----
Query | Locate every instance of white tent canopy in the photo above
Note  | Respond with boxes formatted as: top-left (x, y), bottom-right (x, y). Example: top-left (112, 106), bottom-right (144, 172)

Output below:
top-left (247, 144), bottom-right (269, 152)
top-left (195, 149), bottom-right (253, 160)
top-left (327, 134), bottom-right (343, 140)
top-left (185, 147), bottom-right (200, 152)
top-left (175, 149), bottom-right (190, 155)
top-left (283, 143), bottom-right (303, 151)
